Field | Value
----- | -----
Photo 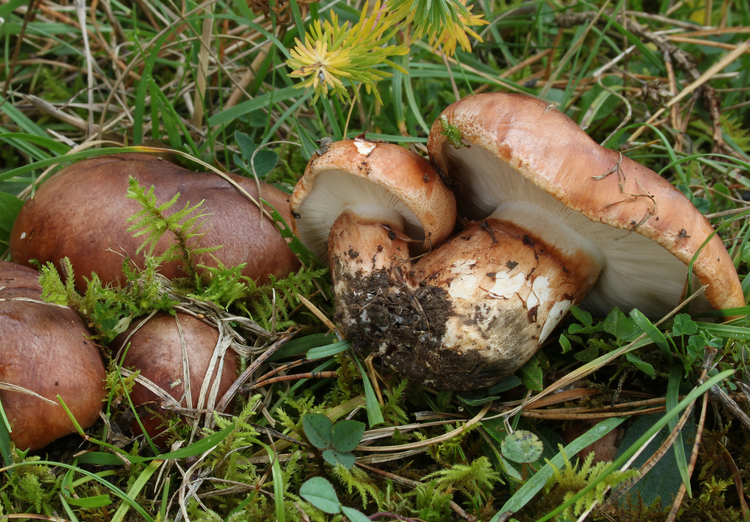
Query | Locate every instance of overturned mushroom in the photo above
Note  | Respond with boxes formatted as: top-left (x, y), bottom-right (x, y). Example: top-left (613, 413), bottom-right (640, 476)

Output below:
top-left (415, 92), bottom-right (744, 388)
top-left (289, 138), bottom-right (456, 369)
top-left (10, 153), bottom-right (300, 291)
top-left (110, 312), bottom-right (237, 445)
top-left (0, 261), bottom-right (106, 450)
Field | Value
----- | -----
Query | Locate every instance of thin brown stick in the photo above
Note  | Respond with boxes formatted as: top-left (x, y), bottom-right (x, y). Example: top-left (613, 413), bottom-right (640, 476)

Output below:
top-left (249, 371), bottom-right (337, 389)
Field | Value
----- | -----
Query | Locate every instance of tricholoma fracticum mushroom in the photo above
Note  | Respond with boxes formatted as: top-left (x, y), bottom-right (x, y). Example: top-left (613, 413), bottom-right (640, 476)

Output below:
top-left (416, 92), bottom-right (744, 389)
top-left (289, 138), bottom-right (458, 380)
top-left (0, 260), bottom-right (106, 450)
top-left (110, 312), bottom-right (238, 445)
top-left (10, 153), bottom-right (300, 291)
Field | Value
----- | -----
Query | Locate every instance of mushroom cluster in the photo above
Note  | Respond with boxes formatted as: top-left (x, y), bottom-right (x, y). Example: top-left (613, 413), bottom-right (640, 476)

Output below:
top-left (0, 261), bottom-right (106, 450)
top-left (4, 153), bottom-right (302, 448)
top-left (290, 93), bottom-right (745, 391)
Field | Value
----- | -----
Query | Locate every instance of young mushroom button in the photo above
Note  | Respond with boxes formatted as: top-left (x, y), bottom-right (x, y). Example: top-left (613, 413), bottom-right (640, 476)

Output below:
top-left (415, 92), bottom-right (745, 389)
top-left (289, 139), bottom-right (457, 382)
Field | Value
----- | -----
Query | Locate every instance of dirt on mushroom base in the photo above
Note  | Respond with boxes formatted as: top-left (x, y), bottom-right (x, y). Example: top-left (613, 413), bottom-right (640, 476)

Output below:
top-left (334, 265), bottom-right (509, 390)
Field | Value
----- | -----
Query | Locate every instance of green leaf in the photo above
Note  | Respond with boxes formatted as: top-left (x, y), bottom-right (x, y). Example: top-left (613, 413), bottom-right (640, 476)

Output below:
top-left (268, 445), bottom-right (286, 522)
top-left (331, 420), bottom-right (365, 452)
top-left (353, 355), bottom-right (385, 426)
top-left (341, 506), bottom-right (371, 522)
top-left (613, 412), bottom-right (696, 509)
top-left (302, 413), bottom-right (333, 449)
top-left (147, 422), bottom-right (237, 462)
top-left (0, 397), bottom-right (13, 467)
top-left (687, 334), bottom-right (706, 359)
top-left (66, 495), bottom-right (112, 508)
top-left (625, 353), bottom-right (655, 378)
top-left (518, 355), bottom-right (543, 391)
top-left (501, 430), bottom-right (544, 464)
top-left (630, 309), bottom-right (671, 361)
top-left (76, 452), bottom-right (128, 466)
top-left (0, 132), bottom-right (71, 155)
top-left (667, 365), bottom-right (691, 497)
top-left (692, 197), bottom-right (711, 214)
top-left (299, 477), bottom-right (341, 514)
top-left (559, 333), bottom-right (572, 354)
top-left (0, 0), bottom-right (27, 17)
top-left (234, 131), bottom-right (279, 178)
top-left (267, 204), bottom-right (319, 267)
top-left (208, 86), bottom-right (301, 127)
top-left (0, 102), bottom-right (47, 138)
top-left (603, 308), bottom-right (637, 341)
top-left (569, 305), bottom-right (593, 327)
top-left (59, 494), bottom-right (81, 522)
top-left (458, 375), bottom-right (523, 406)
top-left (111, 460), bottom-right (163, 522)
top-left (293, 116), bottom-right (320, 160)
top-left (307, 340), bottom-right (352, 360)
top-left (672, 314), bottom-right (698, 336)
top-left (487, 375), bottom-right (522, 394)
top-left (268, 333), bottom-right (338, 361)
top-left (133, 34), bottom-right (170, 145)
top-left (323, 448), bottom-right (356, 469)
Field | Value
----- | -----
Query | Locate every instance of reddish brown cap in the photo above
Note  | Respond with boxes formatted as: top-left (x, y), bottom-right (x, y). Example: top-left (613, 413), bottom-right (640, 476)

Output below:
top-left (110, 312), bottom-right (237, 445)
top-left (428, 93), bottom-right (744, 317)
top-left (290, 139), bottom-right (457, 263)
top-left (10, 154), bottom-right (300, 291)
top-left (0, 261), bottom-right (106, 450)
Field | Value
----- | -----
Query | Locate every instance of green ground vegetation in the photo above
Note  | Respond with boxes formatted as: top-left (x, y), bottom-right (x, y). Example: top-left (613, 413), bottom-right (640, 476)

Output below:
top-left (2, 0), bottom-right (750, 520)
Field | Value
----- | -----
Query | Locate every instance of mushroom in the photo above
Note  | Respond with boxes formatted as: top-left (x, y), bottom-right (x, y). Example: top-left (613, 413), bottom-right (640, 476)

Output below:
top-left (289, 138), bottom-right (456, 371)
top-left (413, 92), bottom-right (744, 388)
top-left (10, 153), bottom-right (300, 291)
top-left (0, 260), bottom-right (106, 450)
top-left (110, 312), bottom-right (238, 444)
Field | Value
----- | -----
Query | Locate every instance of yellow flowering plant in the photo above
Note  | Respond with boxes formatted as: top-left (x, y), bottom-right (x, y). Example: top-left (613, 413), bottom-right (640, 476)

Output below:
top-left (286, 1), bottom-right (409, 103)
top-left (286, 0), bottom-right (487, 102)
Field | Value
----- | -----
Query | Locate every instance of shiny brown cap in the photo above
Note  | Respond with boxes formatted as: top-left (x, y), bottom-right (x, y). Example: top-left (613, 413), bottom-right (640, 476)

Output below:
top-left (290, 139), bottom-right (457, 264)
top-left (0, 261), bottom-right (106, 450)
top-left (10, 153), bottom-right (300, 290)
top-left (428, 93), bottom-right (744, 316)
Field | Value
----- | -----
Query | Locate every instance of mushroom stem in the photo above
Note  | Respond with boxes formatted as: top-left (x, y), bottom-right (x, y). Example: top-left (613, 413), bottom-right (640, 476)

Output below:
top-left (328, 210), bottom-right (417, 345)
top-left (409, 208), bottom-right (603, 389)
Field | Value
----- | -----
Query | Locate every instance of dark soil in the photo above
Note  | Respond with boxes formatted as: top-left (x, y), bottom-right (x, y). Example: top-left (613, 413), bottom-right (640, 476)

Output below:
top-left (335, 266), bottom-right (505, 390)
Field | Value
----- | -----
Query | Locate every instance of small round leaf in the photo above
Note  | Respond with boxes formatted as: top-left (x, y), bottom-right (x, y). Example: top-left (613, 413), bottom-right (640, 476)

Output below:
top-left (323, 448), bottom-right (356, 470)
top-left (302, 413), bottom-right (333, 449)
top-left (331, 420), bottom-right (365, 453)
top-left (341, 506), bottom-right (372, 522)
top-left (501, 430), bottom-right (544, 463)
top-left (299, 477), bottom-right (341, 514)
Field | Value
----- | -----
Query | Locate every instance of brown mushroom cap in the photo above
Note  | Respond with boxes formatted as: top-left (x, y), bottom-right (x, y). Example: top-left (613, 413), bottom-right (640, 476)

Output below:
top-left (10, 153), bottom-right (300, 291)
top-left (428, 93), bottom-right (744, 317)
top-left (290, 139), bottom-right (457, 263)
top-left (110, 312), bottom-right (238, 444)
top-left (0, 260), bottom-right (106, 450)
